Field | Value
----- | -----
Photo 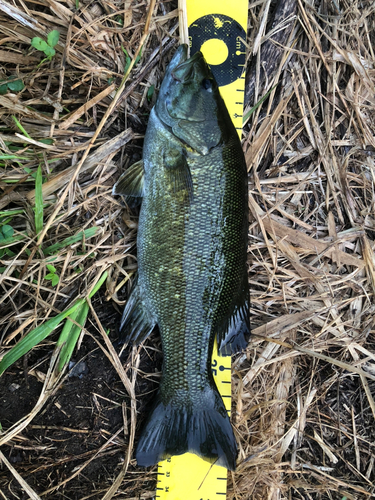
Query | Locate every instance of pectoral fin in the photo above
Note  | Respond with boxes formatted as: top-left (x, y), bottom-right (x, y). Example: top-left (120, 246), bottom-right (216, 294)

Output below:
top-left (164, 148), bottom-right (193, 202)
top-left (112, 160), bottom-right (144, 206)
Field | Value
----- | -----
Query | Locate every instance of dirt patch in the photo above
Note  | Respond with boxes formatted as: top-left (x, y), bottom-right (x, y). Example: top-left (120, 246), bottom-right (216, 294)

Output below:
top-left (0, 300), bottom-right (162, 499)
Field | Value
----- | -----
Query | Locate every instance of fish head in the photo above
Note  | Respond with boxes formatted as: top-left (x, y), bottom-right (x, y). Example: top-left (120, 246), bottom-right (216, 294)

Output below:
top-left (155, 44), bottom-right (227, 155)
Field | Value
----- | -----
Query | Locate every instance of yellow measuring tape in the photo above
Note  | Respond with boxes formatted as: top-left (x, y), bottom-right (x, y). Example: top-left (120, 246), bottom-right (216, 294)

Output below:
top-left (157, 1), bottom-right (248, 498)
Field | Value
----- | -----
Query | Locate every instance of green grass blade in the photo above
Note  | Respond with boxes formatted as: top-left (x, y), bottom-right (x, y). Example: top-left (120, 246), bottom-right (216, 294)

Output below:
top-left (44, 227), bottom-right (99, 255)
top-left (0, 155), bottom-right (28, 160)
top-left (0, 209), bottom-right (24, 218)
top-left (12, 116), bottom-right (32, 139)
top-left (57, 301), bottom-right (89, 372)
top-left (56, 270), bottom-right (107, 372)
top-left (0, 217), bottom-right (14, 226)
top-left (56, 305), bottom-right (81, 348)
top-left (242, 84), bottom-right (278, 124)
top-left (88, 271), bottom-right (108, 299)
top-left (0, 299), bottom-right (84, 377)
top-left (0, 271), bottom-right (107, 377)
top-left (35, 165), bottom-right (43, 236)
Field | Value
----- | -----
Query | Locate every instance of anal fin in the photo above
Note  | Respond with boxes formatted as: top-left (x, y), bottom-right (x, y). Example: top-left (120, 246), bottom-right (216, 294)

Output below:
top-left (217, 288), bottom-right (250, 356)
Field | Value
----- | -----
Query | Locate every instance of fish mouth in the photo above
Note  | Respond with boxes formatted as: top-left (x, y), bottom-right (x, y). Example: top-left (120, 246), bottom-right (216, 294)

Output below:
top-left (168, 44), bottom-right (188, 76)
top-left (157, 46), bottom-right (207, 126)
top-left (171, 50), bottom-right (203, 83)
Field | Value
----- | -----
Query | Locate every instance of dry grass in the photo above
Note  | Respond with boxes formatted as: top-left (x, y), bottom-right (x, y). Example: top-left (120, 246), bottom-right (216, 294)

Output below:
top-left (0, 0), bottom-right (375, 499)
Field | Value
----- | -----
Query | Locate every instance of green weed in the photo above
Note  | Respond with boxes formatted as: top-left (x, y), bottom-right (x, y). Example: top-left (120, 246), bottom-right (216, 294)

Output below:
top-left (122, 46), bottom-right (142, 74)
top-left (0, 224), bottom-right (13, 240)
top-left (31, 30), bottom-right (60, 63)
top-left (0, 224), bottom-right (15, 258)
top-left (45, 264), bottom-right (60, 287)
top-left (0, 78), bottom-right (24, 95)
top-left (0, 224), bottom-right (23, 259)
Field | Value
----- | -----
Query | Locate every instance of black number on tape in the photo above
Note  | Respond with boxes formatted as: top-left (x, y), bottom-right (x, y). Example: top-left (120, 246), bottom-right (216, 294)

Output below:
top-left (189, 14), bottom-right (246, 86)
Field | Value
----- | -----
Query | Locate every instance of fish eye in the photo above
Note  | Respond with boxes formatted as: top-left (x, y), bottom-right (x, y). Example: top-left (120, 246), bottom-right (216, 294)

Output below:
top-left (171, 72), bottom-right (182, 83)
top-left (202, 78), bottom-right (213, 92)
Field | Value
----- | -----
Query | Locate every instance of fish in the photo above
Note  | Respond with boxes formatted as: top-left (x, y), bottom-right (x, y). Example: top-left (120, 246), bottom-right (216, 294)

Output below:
top-left (113, 44), bottom-right (249, 471)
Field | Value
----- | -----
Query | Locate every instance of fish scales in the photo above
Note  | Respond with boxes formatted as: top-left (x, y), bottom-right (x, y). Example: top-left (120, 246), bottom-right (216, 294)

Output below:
top-left (140, 135), bottom-right (245, 398)
top-left (113, 45), bottom-right (249, 470)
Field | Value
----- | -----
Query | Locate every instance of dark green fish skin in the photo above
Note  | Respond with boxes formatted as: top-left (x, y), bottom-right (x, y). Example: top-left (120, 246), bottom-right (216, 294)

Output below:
top-left (113, 45), bottom-right (249, 470)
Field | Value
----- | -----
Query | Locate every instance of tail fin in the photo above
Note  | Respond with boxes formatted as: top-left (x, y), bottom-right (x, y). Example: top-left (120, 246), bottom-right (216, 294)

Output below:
top-left (136, 386), bottom-right (237, 470)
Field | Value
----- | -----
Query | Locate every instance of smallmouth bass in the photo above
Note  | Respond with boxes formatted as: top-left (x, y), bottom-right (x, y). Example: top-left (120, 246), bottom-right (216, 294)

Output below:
top-left (113, 45), bottom-right (249, 470)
